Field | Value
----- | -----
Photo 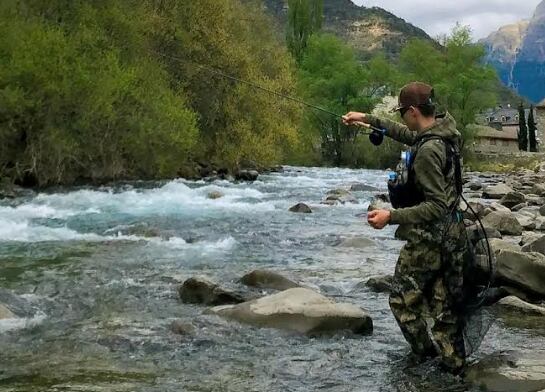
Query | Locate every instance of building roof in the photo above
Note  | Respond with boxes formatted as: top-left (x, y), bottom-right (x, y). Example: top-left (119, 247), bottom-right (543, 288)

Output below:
top-left (473, 124), bottom-right (519, 141)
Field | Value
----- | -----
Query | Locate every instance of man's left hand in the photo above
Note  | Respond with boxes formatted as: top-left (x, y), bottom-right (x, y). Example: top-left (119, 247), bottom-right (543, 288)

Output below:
top-left (367, 210), bottom-right (391, 230)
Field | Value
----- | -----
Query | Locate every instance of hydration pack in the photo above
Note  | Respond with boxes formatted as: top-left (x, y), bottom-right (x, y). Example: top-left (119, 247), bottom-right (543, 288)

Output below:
top-left (387, 135), bottom-right (463, 210)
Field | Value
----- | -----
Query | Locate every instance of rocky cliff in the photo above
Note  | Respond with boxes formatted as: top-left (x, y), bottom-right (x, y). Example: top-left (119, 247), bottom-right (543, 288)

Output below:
top-left (262, 0), bottom-right (434, 59)
top-left (481, 0), bottom-right (545, 103)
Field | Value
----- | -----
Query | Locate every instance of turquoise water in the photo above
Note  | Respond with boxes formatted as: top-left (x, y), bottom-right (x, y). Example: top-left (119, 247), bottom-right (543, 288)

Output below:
top-left (0, 167), bottom-right (543, 391)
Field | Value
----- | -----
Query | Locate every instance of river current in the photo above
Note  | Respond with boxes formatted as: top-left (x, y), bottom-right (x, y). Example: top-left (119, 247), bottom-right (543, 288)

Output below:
top-left (0, 166), bottom-right (543, 391)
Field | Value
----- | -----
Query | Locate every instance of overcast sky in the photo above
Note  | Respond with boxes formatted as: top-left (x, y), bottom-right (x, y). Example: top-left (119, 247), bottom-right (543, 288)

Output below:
top-left (353, 0), bottom-right (542, 39)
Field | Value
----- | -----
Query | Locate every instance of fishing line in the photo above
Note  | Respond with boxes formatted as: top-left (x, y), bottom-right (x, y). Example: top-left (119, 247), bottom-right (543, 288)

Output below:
top-left (150, 50), bottom-right (382, 136)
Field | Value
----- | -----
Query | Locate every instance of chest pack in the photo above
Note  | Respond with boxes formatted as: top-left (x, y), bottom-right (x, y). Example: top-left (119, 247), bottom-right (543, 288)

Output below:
top-left (387, 135), bottom-right (462, 210)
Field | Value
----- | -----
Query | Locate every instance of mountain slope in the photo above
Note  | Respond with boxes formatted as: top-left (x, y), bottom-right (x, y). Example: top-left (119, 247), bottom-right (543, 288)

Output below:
top-left (262, 0), bottom-right (435, 59)
top-left (481, 0), bottom-right (545, 103)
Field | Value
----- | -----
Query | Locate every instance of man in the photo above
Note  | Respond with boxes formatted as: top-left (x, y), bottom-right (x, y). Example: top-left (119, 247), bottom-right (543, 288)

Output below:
top-left (343, 82), bottom-right (469, 372)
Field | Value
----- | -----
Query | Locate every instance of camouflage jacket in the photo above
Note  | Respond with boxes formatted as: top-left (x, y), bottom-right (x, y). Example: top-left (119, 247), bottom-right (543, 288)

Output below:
top-left (366, 113), bottom-right (462, 226)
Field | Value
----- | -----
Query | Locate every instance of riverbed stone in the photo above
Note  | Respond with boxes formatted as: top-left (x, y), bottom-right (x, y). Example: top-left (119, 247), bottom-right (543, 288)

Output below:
top-left (368, 195), bottom-right (392, 212)
top-left (289, 203), bottom-right (312, 213)
top-left (494, 250), bottom-right (545, 296)
top-left (482, 211), bottom-right (523, 236)
top-left (240, 270), bottom-right (300, 291)
top-left (364, 275), bottom-right (393, 293)
top-left (170, 320), bottom-right (196, 336)
top-left (500, 192), bottom-right (526, 209)
top-left (522, 235), bottom-right (545, 255)
top-left (521, 231), bottom-right (543, 246)
top-left (235, 170), bottom-right (259, 182)
top-left (179, 277), bottom-right (245, 306)
top-left (467, 182), bottom-right (483, 191)
top-left (207, 191), bottom-right (224, 200)
top-left (350, 183), bottom-right (379, 192)
top-left (466, 352), bottom-right (545, 392)
top-left (532, 183), bottom-right (545, 196)
top-left (496, 296), bottom-right (545, 316)
top-left (515, 213), bottom-right (537, 231)
top-left (540, 205), bottom-right (545, 216)
top-left (483, 183), bottom-right (514, 199)
top-left (208, 288), bottom-right (373, 335)
top-left (0, 303), bottom-right (14, 319)
top-left (325, 189), bottom-right (358, 204)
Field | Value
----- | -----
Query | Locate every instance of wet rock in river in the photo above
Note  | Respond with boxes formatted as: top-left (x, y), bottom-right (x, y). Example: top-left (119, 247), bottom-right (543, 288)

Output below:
top-left (364, 275), bottom-right (393, 293)
top-left (350, 183), bottom-right (379, 192)
top-left (208, 288), bottom-right (373, 335)
top-left (324, 189), bottom-right (358, 204)
top-left (466, 352), bottom-right (545, 392)
top-left (496, 296), bottom-right (545, 316)
top-left (178, 276), bottom-right (245, 306)
top-left (368, 195), bottom-right (392, 212)
top-left (240, 270), bottom-right (300, 291)
top-left (235, 170), bottom-right (259, 182)
top-left (207, 191), bottom-right (224, 200)
top-left (0, 303), bottom-right (15, 320)
top-left (494, 250), bottom-right (545, 297)
top-left (289, 203), bottom-right (312, 214)
top-left (170, 320), bottom-right (196, 336)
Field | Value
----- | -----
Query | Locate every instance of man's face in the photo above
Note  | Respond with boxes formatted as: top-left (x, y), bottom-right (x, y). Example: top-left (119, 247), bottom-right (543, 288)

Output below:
top-left (400, 106), bottom-right (418, 131)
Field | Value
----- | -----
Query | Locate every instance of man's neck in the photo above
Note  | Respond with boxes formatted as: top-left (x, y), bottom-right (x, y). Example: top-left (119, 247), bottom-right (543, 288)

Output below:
top-left (417, 117), bottom-right (437, 132)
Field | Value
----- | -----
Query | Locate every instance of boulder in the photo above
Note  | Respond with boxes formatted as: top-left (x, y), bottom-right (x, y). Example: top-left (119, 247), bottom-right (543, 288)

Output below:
top-left (0, 303), bottom-right (14, 319)
top-left (467, 182), bottom-right (483, 191)
top-left (522, 235), bottom-right (545, 256)
top-left (482, 211), bottom-right (523, 236)
top-left (515, 213), bottom-right (537, 231)
top-left (488, 239), bottom-right (522, 255)
top-left (289, 203), bottom-right (312, 214)
top-left (368, 195), bottom-right (392, 212)
top-left (235, 170), bottom-right (259, 182)
top-left (483, 183), bottom-right (514, 199)
top-left (207, 191), bottom-right (224, 200)
top-left (526, 195), bottom-right (545, 206)
top-left (350, 183), bottom-right (379, 192)
top-left (364, 275), bottom-right (393, 293)
top-left (324, 189), bottom-right (358, 204)
top-left (500, 192), bottom-right (526, 209)
top-left (461, 199), bottom-right (486, 221)
top-left (496, 296), bottom-right (545, 316)
top-left (178, 276), bottom-right (245, 306)
top-left (336, 237), bottom-right (376, 249)
top-left (240, 270), bottom-right (300, 291)
top-left (540, 205), bottom-right (545, 217)
top-left (495, 250), bottom-right (545, 296)
top-left (466, 352), bottom-right (545, 392)
top-left (208, 288), bottom-right (373, 335)
top-left (512, 202), bottom-right (529, 212)
top-left (521, 231), bottom-right (543, 246)
top-left (531, 183), bottom-right (545, 196)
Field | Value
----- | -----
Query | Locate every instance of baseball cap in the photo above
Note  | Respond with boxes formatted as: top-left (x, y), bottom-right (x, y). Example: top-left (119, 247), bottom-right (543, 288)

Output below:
top-left (391, 82), bottom-right (434, 113)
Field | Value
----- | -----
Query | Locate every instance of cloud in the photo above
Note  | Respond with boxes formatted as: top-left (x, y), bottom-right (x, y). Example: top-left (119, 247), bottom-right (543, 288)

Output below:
top-left (352, 0), bottom-right (541, 39)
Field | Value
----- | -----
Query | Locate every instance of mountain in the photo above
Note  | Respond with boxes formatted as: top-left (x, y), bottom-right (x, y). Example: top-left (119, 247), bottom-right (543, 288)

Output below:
top-left (481, 0), bottom-right (545, 103)
top-left (261, 0), bottom-right (435, 60)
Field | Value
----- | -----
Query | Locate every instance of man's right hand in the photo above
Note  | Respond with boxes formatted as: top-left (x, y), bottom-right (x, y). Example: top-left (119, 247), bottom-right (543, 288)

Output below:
top-left (342, 112), bottom-right (368, 126)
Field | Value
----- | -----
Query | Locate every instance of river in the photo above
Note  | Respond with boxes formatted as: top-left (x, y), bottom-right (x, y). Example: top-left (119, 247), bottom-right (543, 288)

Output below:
top-left (0, 166), bottom-right (543, 391)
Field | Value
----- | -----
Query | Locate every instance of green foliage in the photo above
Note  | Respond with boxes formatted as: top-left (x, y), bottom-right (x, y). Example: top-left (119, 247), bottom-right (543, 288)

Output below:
top-left (0, 0), bottom-right (301, 185)
top-left (287, 0), bottom-right (323, 63)
top-left (398, 25), bottom-right (497, 146)
top-left (299, 34), bottom-right (398, 166)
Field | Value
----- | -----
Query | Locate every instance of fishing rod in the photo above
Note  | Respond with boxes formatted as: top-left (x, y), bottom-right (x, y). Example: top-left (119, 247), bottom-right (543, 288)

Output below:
top-left (150, 50), bottom-right (386, 138)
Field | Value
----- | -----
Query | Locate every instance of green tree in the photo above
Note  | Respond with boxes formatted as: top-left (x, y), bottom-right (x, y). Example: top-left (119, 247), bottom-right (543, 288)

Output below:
top-left (528, 105), bottom-right (538, 152)
top-left (399, 25), bottom-right (497, 146)
top-left (518, 103), bottom-right (528, 151)
top-left (287, 0), bottom-right (323, 63)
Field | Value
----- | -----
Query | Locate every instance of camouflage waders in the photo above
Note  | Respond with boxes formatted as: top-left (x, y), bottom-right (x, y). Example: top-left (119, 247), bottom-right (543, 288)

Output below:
top-left (389, 217), bottom-right (468, 371)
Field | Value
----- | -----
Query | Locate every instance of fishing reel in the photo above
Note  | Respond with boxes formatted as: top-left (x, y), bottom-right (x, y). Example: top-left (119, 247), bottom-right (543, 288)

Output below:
top-left (369, 128), bottom-right (386, 146)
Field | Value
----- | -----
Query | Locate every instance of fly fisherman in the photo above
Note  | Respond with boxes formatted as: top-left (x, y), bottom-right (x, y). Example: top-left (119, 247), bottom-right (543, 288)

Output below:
top-left (343, 82), bottom-right (470, 372)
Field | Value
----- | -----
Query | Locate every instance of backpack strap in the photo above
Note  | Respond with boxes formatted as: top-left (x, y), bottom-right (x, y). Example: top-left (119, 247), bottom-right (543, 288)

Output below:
top-left (414, 135), bottom-right (463, 198)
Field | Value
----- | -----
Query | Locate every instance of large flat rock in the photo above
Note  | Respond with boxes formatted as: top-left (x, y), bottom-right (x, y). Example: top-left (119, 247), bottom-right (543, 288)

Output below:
top-left (208, 288), bottom-right (373, 335)
top-left (496, 250), bottom-right (545, 297)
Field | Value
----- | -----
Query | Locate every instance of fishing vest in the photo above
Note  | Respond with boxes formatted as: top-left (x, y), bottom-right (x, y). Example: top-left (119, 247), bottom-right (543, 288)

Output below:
top-left (388, 135), bottom-right (462, 210)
